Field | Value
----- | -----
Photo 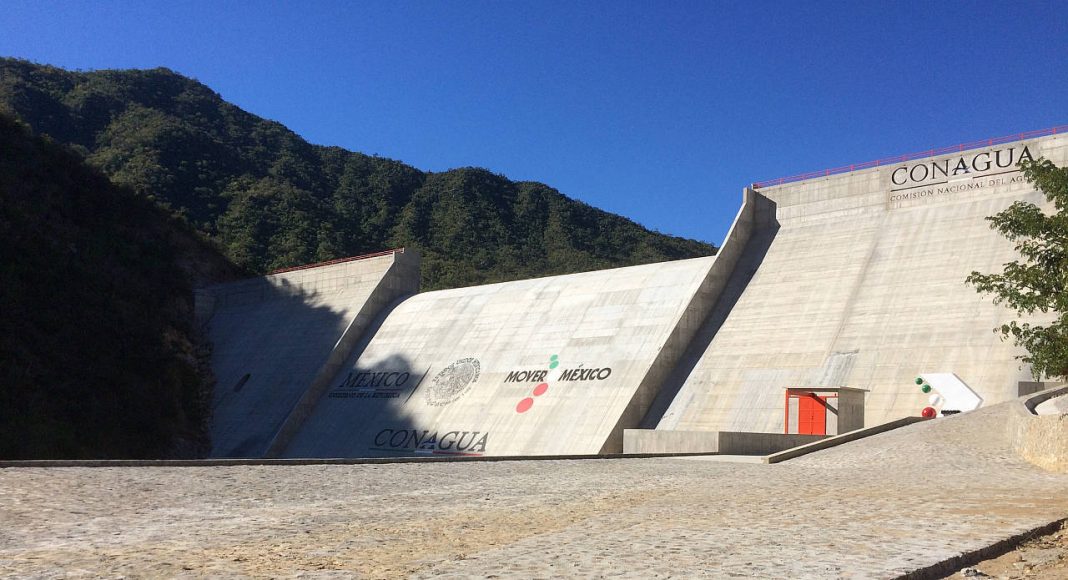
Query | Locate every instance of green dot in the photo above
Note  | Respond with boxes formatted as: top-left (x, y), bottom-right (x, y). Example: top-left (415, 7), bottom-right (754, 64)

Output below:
top-left (549, 361), bottom-right (559, 369)
top-left (914, 377), bottom-right (924, 385)
top-left (921, 384), bottom-right (932, 393)
top-left (550, 354), bottom-right (558, 361)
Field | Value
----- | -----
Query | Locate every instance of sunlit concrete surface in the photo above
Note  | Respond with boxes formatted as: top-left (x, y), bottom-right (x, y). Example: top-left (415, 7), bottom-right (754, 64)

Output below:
top-left (656, 134), bottom-right (1068, 434)
top-left (285, 256), bottom-right (720, 457)
top-left (1, 400), bottom-right (1066, 578)
top-left (197, 133), bottom-right (1067, 464)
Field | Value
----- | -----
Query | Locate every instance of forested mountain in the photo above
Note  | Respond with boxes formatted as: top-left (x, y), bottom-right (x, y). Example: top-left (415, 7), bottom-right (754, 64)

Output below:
top-left (0, 58), bottom-right (715, 289)
top-left (0, 113), bottom-right (243, 459)
top-left (0, 58), bottom-right (714, 458)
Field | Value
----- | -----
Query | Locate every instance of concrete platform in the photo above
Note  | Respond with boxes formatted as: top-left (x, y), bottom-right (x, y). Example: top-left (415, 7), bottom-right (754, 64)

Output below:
top-left (2, 398), bottom-right (1066, 578)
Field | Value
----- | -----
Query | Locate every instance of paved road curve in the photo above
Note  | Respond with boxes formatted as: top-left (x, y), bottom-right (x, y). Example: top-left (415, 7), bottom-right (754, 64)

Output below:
top-left (1, 403), bottom-right (1066, 578)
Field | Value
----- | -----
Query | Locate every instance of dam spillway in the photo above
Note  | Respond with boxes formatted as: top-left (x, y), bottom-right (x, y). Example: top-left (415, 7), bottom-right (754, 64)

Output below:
top-left (199, 130), bottom-right (1067, 458)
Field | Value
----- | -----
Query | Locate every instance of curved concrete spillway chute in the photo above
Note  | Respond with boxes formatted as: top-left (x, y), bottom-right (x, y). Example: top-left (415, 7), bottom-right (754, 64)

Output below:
top-left (281, 256), bottom-right (721, 458)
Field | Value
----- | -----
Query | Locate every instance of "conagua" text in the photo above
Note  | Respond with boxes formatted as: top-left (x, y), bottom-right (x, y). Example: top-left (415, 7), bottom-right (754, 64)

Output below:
top-left (891, 146), bottom-right (1033, 188)
top-left (372, 428), bottom-right (489, 453)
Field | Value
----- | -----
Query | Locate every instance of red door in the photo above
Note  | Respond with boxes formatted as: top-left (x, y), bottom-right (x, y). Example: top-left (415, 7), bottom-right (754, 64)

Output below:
top-left (797, 395), bottom-right (827, 435)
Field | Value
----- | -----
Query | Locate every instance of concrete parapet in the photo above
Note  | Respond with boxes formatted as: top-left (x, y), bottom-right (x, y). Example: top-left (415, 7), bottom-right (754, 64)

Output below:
top-left (1009, 384), bottom-right (1068, 473)
top-left (624, 429), bottom-right (720, 454)
top-left (622, 429), bottom-right (823, 455)
top-left (718, 431), bottom-right (825, 455)
top-left (765, 416), bottom-right (928, 464)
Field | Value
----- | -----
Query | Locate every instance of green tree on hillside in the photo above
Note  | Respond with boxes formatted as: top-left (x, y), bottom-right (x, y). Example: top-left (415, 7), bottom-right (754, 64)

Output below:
top-left (0, 58), bottom-right (716, 289)
top-left (967, 158), bottom-right (1068, 379)
top-left (0, 114), bottom-right (241, 459)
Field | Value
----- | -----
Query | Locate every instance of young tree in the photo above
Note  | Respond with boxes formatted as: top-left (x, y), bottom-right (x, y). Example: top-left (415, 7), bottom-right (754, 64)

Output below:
top-left (967, 158), bottom-right (1068, 380)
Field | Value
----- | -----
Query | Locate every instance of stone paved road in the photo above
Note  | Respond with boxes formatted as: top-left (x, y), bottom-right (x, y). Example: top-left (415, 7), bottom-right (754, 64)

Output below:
top-left (1, 403), bottom-right (1066, 579)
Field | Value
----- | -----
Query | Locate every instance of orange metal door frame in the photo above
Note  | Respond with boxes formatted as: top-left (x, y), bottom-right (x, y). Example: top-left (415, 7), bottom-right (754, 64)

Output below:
top-left (784, 389), bottom-right (838, 434)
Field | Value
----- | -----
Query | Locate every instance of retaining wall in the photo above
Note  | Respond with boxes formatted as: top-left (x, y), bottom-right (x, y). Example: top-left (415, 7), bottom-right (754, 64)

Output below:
top-left (622, 429), bottom-right (824, 455)
top-left (1009, 385), bottom-right (1068, 473)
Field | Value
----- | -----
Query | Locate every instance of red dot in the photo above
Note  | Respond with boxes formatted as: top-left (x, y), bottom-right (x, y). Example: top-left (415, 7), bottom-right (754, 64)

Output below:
top-left (516, 398), bottom-right (534, 413)
top-left (921, 406), bottom-right (937, 418)
top-left (533, 383), bottom-right (548, 396)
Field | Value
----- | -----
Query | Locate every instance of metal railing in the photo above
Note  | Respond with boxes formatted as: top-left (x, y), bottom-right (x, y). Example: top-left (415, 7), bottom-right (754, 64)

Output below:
top-left (752, 125), bottom-right (1067, 189)
top-left (268, 248), bottom-right (405, 275)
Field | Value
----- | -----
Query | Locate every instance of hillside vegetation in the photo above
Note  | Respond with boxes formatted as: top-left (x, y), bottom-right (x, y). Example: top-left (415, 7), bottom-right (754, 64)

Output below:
top-left (0, 114), bottom-right (242, 458)
top-left (0, 58), bottom-right (715, 289)
top-left (0, 58), bottom-right (715, 458)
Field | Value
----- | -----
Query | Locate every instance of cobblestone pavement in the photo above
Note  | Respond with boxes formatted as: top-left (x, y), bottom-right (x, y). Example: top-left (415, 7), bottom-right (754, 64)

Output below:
top-left (2, 403), bottom-right (1067, 579)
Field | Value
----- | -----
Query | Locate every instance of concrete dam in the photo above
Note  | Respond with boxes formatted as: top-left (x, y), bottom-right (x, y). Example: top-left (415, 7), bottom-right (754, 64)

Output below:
top-left (197, 130), bottom-right (1067, 458)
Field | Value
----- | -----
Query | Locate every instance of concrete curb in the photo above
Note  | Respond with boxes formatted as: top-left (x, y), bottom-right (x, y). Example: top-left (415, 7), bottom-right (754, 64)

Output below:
top-left (1009, 384), bottom-right (1068, 473)
top-left (0, 451), bottom-right (724, 469)
top-left (1, 418), bottom-right (932, 468)
top-left (894, 517), bottom-right (1067, 580)
top-left (1022, 383), bottom-right (1068, 414)
top-left (764, 416), bottom-right (928, 464)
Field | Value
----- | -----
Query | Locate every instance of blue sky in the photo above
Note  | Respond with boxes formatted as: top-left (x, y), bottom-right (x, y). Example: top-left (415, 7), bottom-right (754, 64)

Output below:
top-left (2, 1), bottom-right (1066, 244)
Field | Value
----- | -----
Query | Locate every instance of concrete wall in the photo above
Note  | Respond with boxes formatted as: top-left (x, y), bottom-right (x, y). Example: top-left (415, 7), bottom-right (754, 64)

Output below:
top-left (281, 256), bottom-right (720, 458)
top-left (198, 250), bottom-right (420, 458)
top-left (622, 429), bottom-right (824, 455)
top-left (655, 134), bottom-right (1067, 434)
top-left (839, 389), bottom-right (865, 432)
top-left (1019, 381), bottom-right (1062, 398)
top-left (1009, 385), bottom-right (1068, 473)
top-left (198, 134), bottom-right (1064, 459)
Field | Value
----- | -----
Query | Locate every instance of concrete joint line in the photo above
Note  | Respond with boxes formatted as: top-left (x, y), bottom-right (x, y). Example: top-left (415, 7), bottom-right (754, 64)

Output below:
top-left (822, 211), bottom-right (889, 361)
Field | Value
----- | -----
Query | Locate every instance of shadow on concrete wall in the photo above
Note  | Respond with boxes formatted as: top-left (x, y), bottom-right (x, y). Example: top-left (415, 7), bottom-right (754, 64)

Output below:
top-left (203, 277), bottom-right (420, 459)
top-left (268, 292), bottom-right (427, 459)
top-left (278, 351), bottom-right (429, 458)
